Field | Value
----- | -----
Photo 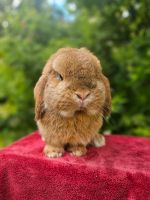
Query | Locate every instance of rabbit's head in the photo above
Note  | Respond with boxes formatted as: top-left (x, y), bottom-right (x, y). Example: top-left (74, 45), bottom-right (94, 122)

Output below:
top-left (34, 48), bottom-right (111, 119)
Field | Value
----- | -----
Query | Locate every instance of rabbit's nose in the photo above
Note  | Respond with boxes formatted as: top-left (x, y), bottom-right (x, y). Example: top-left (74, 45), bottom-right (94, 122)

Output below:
top-left (75, 90), bottom-right (90, 101)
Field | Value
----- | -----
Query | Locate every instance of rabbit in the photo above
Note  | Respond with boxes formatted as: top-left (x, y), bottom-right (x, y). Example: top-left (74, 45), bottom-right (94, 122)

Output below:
top-left (34, 47), bottom-right (111, 158)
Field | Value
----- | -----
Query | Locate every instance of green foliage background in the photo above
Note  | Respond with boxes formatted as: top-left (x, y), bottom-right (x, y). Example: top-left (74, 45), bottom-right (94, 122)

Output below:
top-left (0, 0), bottom-right (150, 147)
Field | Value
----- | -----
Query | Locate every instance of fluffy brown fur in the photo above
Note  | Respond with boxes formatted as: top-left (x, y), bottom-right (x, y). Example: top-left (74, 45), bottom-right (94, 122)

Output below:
top-left (34, 48), bottom-right (111, 157)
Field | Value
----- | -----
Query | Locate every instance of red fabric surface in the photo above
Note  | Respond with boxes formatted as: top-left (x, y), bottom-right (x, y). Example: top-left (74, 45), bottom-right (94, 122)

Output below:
top-left (0, 131), bottom-right (150, 200)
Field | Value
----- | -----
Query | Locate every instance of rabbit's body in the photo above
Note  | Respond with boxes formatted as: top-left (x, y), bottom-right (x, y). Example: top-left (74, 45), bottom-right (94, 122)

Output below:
top-left (34, 48), bottom-right (111, 157)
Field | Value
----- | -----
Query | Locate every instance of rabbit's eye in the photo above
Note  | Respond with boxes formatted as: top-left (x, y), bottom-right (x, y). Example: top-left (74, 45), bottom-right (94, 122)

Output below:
top-left (56, 73), bottom-right (63, 81)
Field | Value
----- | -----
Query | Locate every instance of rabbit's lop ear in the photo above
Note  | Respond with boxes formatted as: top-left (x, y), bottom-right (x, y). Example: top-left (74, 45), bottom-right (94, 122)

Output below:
top-left (34, 75), bottom-right (47, 120)
top-left (101, 74), bottom-right (112, 117)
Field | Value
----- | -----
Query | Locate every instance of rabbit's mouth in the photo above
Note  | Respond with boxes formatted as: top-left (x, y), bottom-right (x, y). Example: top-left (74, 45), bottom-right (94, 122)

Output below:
top-left (76, 106), bottom-right (85, 113)
top-left (76, 104), bottom-right (88, 113)
top-left (76, 101), bottom-right (87, 112)
top-left (79, 106), bottom-right (84, 111)
top-left (78, 101), bottom-right (85, 110)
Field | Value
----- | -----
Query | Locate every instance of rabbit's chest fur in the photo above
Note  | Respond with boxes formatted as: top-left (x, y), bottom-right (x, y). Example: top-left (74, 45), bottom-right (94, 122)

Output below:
top-left (37, 111), bottom-right (102, 146)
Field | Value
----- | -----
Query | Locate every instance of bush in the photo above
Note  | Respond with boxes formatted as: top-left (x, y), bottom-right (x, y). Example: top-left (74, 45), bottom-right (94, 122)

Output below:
top-left (0, 0), bottom-right (149, 146)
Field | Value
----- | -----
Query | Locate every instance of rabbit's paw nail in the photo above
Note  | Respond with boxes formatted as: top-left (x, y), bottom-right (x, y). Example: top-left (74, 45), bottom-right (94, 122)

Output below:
top-left (93, 135), bottom-right (105, 147)
top-left (70, 146), bottom-right (87, 157)
top-left (44, 145), bottom-right (64, 158)
top-left (47, 152), bottom-right (63, 158)
top-left (71, 150), bottom-right (83, 157)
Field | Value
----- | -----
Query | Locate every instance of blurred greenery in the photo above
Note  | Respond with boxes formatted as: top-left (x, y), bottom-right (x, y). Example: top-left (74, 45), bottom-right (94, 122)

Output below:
top-left (0, 0), bottom-right (150, 147)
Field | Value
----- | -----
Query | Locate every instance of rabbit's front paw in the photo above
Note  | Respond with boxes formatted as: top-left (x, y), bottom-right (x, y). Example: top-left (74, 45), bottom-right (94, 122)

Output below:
top-left (68, 145), bottom-right (87, 156)
top-left (44, 145), bottom-right (64, 158)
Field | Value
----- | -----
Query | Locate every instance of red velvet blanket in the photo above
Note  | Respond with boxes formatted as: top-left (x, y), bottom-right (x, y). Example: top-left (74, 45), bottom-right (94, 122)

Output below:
top-left (0, 131), bottom-right (150, 200)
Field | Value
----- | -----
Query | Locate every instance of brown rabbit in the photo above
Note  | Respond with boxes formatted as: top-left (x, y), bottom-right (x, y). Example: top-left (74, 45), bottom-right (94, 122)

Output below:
top-left (34, 48), bottom-right (111, 157)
